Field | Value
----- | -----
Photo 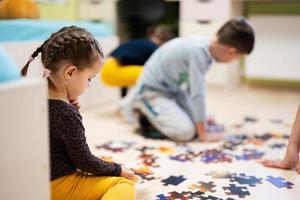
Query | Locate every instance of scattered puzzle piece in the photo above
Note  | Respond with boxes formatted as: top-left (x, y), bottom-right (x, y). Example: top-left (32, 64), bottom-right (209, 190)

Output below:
top-left (222, 135), bottom-right (248, 151)
top-left (135, 172), bottom-right (157, 182)
top-left (132, 166), bottom-right (157, 183)
top-left (266, 176), bottom-right (294, 189)
top-left (158, 146), bottom-right (176, 154)
top-left (230, 173), bottom-right (262, 187)
top-left (156, 191), bottom-right (224, 200)
top-left (244, 116), bottom-right (258, 122)
top-left (138, 152), bottom-right (160, 168)
top-left (162, 175), bottom-right (186, 186)
top-left (235, 149), bottom-right (264, 161)
top-left (189, 181), bottom-right (216, 193)
top-left (200, 149), bottom-right (232, 164)
top-left (223, 184), bottom-right (250, 198)
top-left (95, 141), bottom-right (134, 152)
top-left (205, 171), bottom-right (234, 179)
top-left (269, 132), bottom-right (289, 139)
top-left (255, 133), bottom-right (273, 141)
top-left (170, 151), bottom-right (201, 162)
top-left (246, 138), bottom-right (265, 146)
top-left (132, 166), bottom-right (152, 175)
top-left (269, 143), bottom-right (286, 149)
top-left (136, 146), bottom-right (155, 152)
top-left (156, 194), bottom-right (167, 200)
top-left (206, 117), bottom-right (225, 133)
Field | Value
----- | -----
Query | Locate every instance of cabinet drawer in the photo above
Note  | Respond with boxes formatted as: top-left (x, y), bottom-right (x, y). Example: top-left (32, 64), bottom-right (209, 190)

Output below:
top-left (180, 0), bottom-right (231, 21)
top-left (180, 20), bottom-right (225, 37)
top-left (79, 0), bottom-right (116, 21)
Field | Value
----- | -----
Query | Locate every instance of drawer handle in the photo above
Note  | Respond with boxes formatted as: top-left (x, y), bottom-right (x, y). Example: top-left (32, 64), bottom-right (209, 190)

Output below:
top-left (198, 0), bottom-right (213, 3)
top-left (89, 0), bottom-right (101, 5)
top-left (196, 20), bottom-right (212, 24)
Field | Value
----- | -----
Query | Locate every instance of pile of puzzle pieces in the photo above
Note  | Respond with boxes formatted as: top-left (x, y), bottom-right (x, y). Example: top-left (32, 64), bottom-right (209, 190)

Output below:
top-left (156, 172), bottom-right (294, 199)
top-left (95, 116), bottom-right (297, 199)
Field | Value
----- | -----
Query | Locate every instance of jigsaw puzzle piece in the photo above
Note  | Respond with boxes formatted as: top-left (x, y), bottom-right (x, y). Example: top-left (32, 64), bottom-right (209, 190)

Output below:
top-left (95, 141), bottom-right (134, 152)
top-left (188, 181), bottom-right (216, 193)
top-left (269, 143), bottom-right (286, 149)
top-left (200, 149), bottom-right (232, 164)
top-left (156, 194), bottom-right (167, 200)
top-left (158, 146), bottom-right (176, 154)
top-left (235, 149), bottom-right (264, 161)
top-left (230, 173), bottom-right (262, 187)
top-left (223, 184), bottom-right (250, 198)
top-left (266, 176), bottom-right (294, 189)
top-left (162, 175), bottom-right (186, 186)
top-left (205, 171), bottom-right (234, 179)
top-left (244, 116), bottom-right (258, 122)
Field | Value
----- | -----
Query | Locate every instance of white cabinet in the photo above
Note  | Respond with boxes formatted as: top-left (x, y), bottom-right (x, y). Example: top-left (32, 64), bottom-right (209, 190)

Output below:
top-left (180, 0), bottom-right (231, 21)
top-left (79, 0), bottom-right (117, 22)
top-left (245, 15), bottom-right (300, 82)
top-left (180, 20), bottom-right (225, 37)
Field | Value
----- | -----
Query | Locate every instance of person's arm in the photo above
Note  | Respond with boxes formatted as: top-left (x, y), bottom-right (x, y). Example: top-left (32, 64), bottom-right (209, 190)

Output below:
top-left (61, 111), bottom-right (134, 178)
top-left (287, 105), bottom-right (300, 150)
top-left (196, 122), bottom-right (221, 142)
top-left (261, 105), bottom-right (300, 173)
top-left (188, 51), bottom-right (221, 142)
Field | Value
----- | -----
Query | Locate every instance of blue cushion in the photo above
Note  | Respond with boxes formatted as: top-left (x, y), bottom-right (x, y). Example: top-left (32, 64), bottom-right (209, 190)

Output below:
top-left (0, 47), bottom-right (20, 83)
top-left (0, 19), bottom-right (115, 42)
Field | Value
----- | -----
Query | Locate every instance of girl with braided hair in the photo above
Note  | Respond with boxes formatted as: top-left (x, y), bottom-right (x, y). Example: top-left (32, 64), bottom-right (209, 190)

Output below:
top-left (21, 26), bottom-right (135, 200)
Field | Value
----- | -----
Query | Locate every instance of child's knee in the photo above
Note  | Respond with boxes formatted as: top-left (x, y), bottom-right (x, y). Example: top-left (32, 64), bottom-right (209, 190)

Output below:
top-left (115, 178), bottom-right (135, 191)
top-left (176, 125), bottom-right (195, 141)
top-left (117, 177), bottom-right (134, 185)
top-left (164, 123), bottom-right (195, 141)
top-left (116, 178), bottom-right (135, 199)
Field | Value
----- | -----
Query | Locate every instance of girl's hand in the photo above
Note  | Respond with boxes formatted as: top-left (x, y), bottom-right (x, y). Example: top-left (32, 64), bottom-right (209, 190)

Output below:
top-left (121, 166), bottom-right (135, 180)
top-left (69, 98), bottom-right (81, 110)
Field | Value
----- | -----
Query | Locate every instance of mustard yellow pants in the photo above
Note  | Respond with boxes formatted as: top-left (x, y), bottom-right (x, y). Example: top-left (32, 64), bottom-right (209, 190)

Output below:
top-left (101, 57), bottom-right (143, 87)
top-left (51, 172), bottom-right (135, 200)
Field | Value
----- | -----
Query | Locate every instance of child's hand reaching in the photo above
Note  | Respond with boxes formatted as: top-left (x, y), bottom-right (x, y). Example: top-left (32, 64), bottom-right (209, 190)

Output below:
top-left (121, 166), bottom-right (135, 180)
top-left (197, 122), bottom-right (222, 142)
top-left (260, 145), bottom-right (300, 174)
top-left (260, 105), bottom-right (300, 174)
top-left (69, 98), bottom-right (81, 110)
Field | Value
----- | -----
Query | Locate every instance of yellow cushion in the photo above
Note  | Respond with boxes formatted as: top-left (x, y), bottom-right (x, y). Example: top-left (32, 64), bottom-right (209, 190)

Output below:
top-left (101, 57), bottom-right (143, 87)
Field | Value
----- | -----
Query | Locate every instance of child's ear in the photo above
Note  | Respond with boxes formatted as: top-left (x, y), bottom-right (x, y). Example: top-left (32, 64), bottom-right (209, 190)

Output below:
top-left (64, 65), bottom-right (77, 80)
top-left (227, 46), bottom-right (238, 55)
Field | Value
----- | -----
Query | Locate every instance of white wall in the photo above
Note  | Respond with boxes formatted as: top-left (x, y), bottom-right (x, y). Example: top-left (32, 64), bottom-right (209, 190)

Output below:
top-left (245, 15), bottom-right (300, 81)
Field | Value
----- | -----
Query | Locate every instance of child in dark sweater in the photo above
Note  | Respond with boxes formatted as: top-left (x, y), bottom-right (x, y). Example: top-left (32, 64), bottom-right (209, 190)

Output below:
top-left (21, 26), bottom-right (135, 200)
